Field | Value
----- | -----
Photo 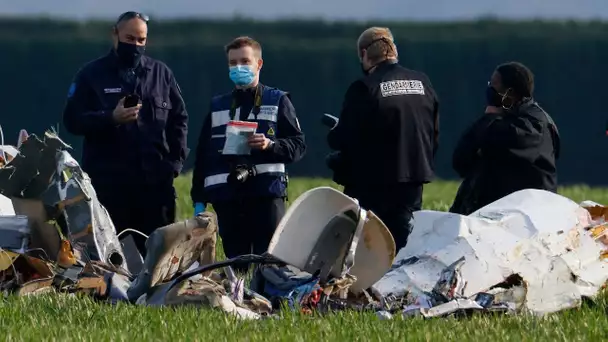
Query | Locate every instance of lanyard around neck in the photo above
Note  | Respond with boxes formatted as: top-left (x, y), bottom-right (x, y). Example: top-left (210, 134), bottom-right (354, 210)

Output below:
top-left (229, 84), bottom-right (263, 121)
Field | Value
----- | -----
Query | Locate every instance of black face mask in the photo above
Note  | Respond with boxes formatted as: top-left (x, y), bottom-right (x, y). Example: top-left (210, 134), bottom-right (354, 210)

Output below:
top-left (486, 86), bottom-right (503, 107)
top-left (116, 41), bottom-right (145, 68)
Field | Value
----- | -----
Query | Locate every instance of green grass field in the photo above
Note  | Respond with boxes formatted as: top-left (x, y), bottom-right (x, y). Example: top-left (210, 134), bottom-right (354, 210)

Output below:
top-left (3, 175), bottom-right (608, 341)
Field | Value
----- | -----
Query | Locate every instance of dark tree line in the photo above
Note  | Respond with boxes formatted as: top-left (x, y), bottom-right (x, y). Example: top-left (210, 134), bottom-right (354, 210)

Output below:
top-left (1, 18), bottom-right (606, 184)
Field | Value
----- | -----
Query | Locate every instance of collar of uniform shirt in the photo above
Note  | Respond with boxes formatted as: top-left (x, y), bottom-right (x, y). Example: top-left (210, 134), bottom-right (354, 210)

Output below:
top-left (106, 49), bottom-right (151, 74)
top-left (232, 84), bottom-right (261, 105)
top-left (375, 59), bottom-right (398, 69)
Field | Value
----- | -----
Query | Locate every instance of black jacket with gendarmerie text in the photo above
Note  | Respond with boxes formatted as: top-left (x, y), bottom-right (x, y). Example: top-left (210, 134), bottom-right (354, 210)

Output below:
top-left (327, 59), bottom-right (439, 192)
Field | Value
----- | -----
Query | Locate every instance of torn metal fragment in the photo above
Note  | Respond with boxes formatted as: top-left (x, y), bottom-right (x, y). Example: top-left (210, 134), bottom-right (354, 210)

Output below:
top-left (127, 212), bottom-right (218, 302)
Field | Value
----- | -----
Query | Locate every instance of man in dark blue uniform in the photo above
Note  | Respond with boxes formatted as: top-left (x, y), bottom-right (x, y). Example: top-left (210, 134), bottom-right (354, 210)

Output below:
top-left (190, 37), bottom-right (306, 265)
top-left (62, 12), bottom-right (189, 257)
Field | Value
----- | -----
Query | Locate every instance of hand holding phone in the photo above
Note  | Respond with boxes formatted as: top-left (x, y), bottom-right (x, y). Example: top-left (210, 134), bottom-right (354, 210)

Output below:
top-left (113, 96), bottom-right (141, 123)
top-left (124, 94), bottom-right (140, 108)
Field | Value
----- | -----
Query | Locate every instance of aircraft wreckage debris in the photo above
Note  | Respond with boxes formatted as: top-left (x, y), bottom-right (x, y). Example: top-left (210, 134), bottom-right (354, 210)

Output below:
top-left (1, 130), bottom-right (608, 320)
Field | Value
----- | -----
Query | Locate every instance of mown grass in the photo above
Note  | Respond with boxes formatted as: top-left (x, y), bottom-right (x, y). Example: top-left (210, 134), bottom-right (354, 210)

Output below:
top-left (2, 175), bottom-right (608, 341)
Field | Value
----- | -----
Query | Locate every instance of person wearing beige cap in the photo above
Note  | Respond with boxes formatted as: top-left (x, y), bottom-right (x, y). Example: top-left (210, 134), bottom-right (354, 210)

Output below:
top-left (327, 26), bottom-right (440, 252)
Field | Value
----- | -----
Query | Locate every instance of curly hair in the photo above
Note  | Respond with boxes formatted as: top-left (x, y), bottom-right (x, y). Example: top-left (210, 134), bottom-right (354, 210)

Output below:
top-left (496, 62), bottom-right (535, 98)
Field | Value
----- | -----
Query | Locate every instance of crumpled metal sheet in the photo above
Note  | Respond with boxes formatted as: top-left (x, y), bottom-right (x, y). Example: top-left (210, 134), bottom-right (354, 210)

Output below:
top-left (159, 276), bottom-right (263, 320)
top-left (372, 189), bottom-right (608, 316)
top-left (0, 248), bottom-right (127, 298)
top-left (0, 131), bottom-right (69, 199)
top-left (322, 274), bottom-right (356, 299)
top-left (52, 150), bottom-right (127, 269)
top-left (127, 212), bottom-right (218, 302)
top-left (0, 249), bottom-right (55, 296)
top-left (0, 130), bottom-right (127, 270)
top-left (140, 256), bottom-right (280, 320)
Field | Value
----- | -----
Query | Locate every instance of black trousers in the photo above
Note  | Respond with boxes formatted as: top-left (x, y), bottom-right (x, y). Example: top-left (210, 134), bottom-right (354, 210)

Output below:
top-left (212, 197), bottom-right (286, 272)
top-left (344, 183), bottom-right (423, 253)
top-left (96, 182), bottom-right (176, 259)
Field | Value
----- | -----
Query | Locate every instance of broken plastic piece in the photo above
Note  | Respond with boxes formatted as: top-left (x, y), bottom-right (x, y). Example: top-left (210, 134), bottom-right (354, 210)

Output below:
top-left (0, 215), bottom-right (30, 254)
top-left (268, 187), bottom-right (395, 292)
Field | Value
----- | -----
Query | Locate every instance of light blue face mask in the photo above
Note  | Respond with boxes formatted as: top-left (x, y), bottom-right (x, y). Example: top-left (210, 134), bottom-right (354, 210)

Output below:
top-left (229, 65), bottom-right (255, 86)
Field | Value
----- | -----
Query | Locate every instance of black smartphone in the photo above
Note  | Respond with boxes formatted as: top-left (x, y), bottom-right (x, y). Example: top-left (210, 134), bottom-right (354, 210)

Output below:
top-left (124, 94), bottom-right (140, 108)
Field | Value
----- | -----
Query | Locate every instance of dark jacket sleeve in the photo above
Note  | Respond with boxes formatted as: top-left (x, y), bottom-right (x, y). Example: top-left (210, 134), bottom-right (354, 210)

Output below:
top-left (452, 114), bottom-right (496, 178)
top-left (254, 94), bottom-right (306, 164)
top-left (453, 113), bottom-right (544, 178)
top-left (190, 111), bottom-right (212, 204)
top-left (327, 80), bottom-right (372, 152)
top-left (62, 68), bottom-right (115, 136)
top-left (166, 73), bottom-right (189, 176)
top-left (432, 92), bottom-right (440, 157)
top-left (421, 73), bottom-right (440, 157)
top-left (480, 114), bottom-right (544, 161)
top-left (453, 125), bottom-right (480, 178)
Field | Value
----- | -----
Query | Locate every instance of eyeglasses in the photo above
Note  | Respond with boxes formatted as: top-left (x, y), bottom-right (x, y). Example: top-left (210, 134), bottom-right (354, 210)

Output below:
top-left (116, 11), bottom-right (149, 25)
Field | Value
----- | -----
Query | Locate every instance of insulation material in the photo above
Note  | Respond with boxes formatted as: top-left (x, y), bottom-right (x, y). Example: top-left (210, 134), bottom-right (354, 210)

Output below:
top-left (372, 189), bottom-right (608, 316)
top-left (0, 194), bottom-right (15, 215)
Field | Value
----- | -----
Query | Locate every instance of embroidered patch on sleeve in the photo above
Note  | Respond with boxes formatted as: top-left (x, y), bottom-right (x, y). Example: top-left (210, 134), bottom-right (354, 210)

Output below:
top-left (67, 83), bottom-right (76, 98)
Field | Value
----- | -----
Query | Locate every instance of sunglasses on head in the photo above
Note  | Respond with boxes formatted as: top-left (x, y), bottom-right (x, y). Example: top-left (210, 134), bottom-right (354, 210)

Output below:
top-left (116, 11), bottom-right (149, 25)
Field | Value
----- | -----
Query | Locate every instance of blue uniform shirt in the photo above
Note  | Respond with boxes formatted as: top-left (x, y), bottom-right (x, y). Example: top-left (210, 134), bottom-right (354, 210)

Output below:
top-left (191, 84), bottom-right (306, 204)
top-left (62, 50), bottom-right (189, 188)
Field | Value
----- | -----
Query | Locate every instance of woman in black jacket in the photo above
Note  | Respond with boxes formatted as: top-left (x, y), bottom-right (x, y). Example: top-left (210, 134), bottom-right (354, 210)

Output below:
top-left (450, 62), bottom-right (561, 215)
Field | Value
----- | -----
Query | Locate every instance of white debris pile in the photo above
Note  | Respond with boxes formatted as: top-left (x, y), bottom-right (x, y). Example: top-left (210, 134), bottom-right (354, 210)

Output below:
top-left (0, 193), bottom-right (15, 215)
top-left (372, 189), bottom-right (608, 318)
